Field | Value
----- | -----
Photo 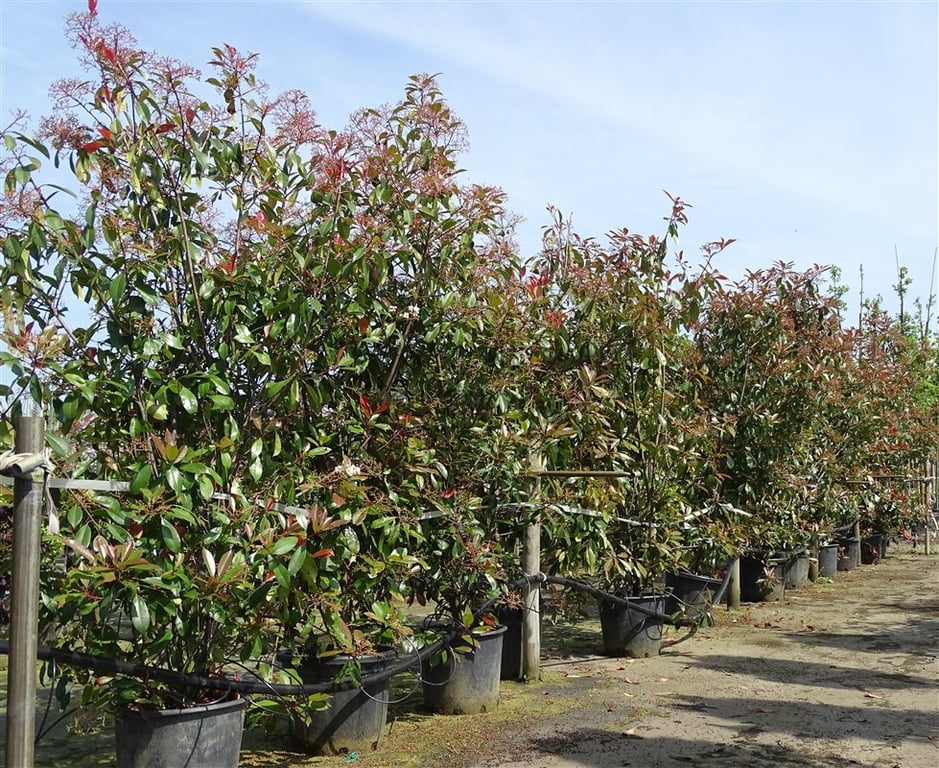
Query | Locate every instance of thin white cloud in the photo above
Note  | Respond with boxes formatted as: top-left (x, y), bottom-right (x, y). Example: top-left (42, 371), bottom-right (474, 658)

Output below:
top-left (297, 1), bottom-right (937, 240)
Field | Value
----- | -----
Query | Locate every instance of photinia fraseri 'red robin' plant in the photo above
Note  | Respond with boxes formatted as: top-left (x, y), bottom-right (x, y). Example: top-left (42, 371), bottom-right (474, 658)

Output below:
top-left (0, 3), bottom-right (513, 710)
top-left (822, 301), bottom-right (938, 535)
top-left (690, 263), bottom-right (860, 553)
top-left (480, 198), bottom-right (736, 596)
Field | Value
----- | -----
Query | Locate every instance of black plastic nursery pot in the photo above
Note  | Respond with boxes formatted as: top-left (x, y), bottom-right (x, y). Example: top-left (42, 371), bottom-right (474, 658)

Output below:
top-left (783, 549), bottom-right (811, 589)
top-left (739, 554), bottom-right (786, 602)
top-left (115, 697), bottom-right (245, 768)
top-left (817, 543), bottom-right (839, 578)
top-left (664, 571), bottom-right (722, 619)
top-left (598, 594), bottom-right (665, 658)
top-left (861, 534), bottom-right (884, 565)
top-left (422, 624), bottom-right (507, 715)
top-left (496, 605), bottom-right (544, 681)
top-left (290, 648), bottom-right (397, 756)
top-left (837, 537), bottom-right (860, 571)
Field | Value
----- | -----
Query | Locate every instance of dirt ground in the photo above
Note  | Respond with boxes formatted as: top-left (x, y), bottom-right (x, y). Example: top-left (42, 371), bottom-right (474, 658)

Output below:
top-left (6, 543), bottom-right (938, 768)
top-left (475, 546), bottom-right (939, 768)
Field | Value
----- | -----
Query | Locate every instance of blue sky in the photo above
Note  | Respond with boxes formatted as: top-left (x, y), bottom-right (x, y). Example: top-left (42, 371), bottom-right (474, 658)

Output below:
top-left (1, 0), bottom-right (937, 324)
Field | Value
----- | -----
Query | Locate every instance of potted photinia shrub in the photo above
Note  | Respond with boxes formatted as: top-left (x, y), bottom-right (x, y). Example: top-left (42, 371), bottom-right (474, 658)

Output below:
top-left (690, 264), bottom-right (848, 601)
top-left (41, 487), bottom-right (274, 768)
top-left (0, 3), bottom-right (511, 761)
top-left (521, 199), bottom-right (728, 656)
top-left (666, 502), bottom-right (746, 617)
top-left (406, 499), bottom-right (515, 715)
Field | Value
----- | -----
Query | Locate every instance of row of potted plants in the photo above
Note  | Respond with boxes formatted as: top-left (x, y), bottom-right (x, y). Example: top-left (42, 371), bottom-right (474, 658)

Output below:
top-left (0, 4), bottom-right (935, 765)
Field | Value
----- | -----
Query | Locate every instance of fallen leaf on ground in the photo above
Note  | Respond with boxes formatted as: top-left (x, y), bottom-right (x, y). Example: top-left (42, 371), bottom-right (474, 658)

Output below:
top-left (623, 678), bottom-right (641, 685)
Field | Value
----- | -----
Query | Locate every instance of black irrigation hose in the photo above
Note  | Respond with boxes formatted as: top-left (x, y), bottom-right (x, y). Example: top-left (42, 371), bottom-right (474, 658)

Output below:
top-left (831, 521), bottom-right (858, 537)
top-left (0, 636), bottom-right (450, 697)
top-left (0, 570), bottom-right (729, 696)
top-left (711, 566), bottom-right (733, 606)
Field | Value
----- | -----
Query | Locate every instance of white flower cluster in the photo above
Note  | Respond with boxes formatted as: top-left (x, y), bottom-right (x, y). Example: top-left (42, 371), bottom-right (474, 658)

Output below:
top-left (333, 456), bottom-right (361, 477)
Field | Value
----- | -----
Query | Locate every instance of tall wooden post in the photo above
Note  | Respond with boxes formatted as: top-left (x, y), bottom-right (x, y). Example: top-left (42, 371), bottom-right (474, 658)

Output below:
top-left (808, 534), bottom-right (819, 582)
top-left (6, 416), bottom-right (45, 768)
top-left (925, 460), bottom-right (934, 556)
top-left (853, 519), bottom-right (862, 567)
top-left (522, 452), bottom-right (542, 681)
top-left (726, 556), bottom-right (741, 610)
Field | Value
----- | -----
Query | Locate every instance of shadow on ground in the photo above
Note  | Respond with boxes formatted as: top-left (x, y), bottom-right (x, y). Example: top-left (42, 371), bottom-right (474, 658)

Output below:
top-left (687, 653), bottom-right (935, 691)
top-left (520, 693), bottom-right (937, 768)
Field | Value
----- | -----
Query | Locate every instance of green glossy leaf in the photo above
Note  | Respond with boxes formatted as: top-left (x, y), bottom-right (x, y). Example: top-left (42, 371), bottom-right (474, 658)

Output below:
top-left (209, 395), bottom-right (235, 410)
top-left (109, 273), bottom-right (127, 303)
top-left (66, 505), bottom-right (82, 528)
top-left (178, 386), bottom-right (197, 414)
top-left (130, 594), bottom-right (150, 634)
top-left (161, 520), bottom-right (181, 553)
top-left (130, 465), bottom-right (153, 495)
top-left (271, 535), bottom-right (299, 556)
top-left (287, 545), bottom-right (306, 577)
top-left (166, 466), bottom-right (184, 492)
top-left (45, 432), bottom-right (70, 458)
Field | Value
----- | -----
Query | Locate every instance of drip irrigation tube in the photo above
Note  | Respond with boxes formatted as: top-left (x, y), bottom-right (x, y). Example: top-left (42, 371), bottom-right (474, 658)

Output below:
top-left (1, 569), bottom-right (731, 696)
top-left (0, 637), bottom-right (448, 697)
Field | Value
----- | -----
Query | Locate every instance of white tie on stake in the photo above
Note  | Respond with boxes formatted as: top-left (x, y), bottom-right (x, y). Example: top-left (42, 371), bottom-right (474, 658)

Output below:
top-left (0, 449), bottom-right (57, 533)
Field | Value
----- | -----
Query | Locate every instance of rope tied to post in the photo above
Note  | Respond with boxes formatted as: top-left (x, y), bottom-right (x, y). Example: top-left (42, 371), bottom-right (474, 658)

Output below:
top-left (0, 448), bottom-right (54, 479)
top-left (0, 448), bottom-right (57, 533)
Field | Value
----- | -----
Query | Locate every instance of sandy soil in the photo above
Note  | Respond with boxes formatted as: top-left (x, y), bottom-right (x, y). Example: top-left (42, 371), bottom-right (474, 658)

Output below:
top-left (479, 546), bottom-right (939, 768)
top-left (6, 544), bottom-right (938, 768)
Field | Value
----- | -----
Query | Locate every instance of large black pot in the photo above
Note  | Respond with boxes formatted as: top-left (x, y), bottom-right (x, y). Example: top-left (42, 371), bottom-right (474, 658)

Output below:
top-left (116, 697), bottom-right (245, 768)
top-left (496, 604), bottom-right (544, 681)
top-left (861, 534), bottom-right (884, 564)
top-left (817, 542), bottom-right (839, 578)
top-left (598, 594), bottom-right (665, 658)
top-left (422, 625), bottom-right (507, 715)
top-left (837, 537), bottom-right (860, 571)
top-left (290, 648), bottom-right (397, 755)
top-left (739, 554), bottom-right (786, 602)
top-left (783, 549), bottom-right (811, 589)
top-left (665, 571), bottom-right (722, 618)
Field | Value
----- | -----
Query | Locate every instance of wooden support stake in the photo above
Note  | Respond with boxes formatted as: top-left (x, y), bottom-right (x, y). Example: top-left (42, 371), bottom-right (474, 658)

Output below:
top-left (853, 520), bottom-right (861, 567)
top-left (925, 460), bottom-right (934, 556)
top-left (6, 416), bottom-right (44, 768)
top-left (726, 557), bottom-right (740, 610)
top-left (809, 535), bottom-right (819, 582)
top-left (521, 451), bottom-right (542, 682)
